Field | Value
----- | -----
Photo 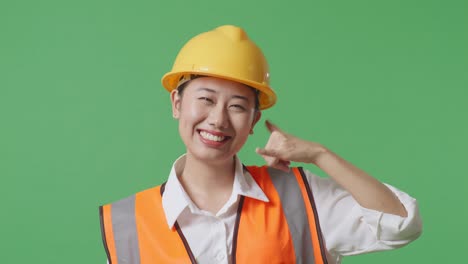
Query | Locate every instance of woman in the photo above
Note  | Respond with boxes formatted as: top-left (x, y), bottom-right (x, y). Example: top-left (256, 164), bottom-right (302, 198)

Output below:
top-left (100, 25), bottom-right (422, 264)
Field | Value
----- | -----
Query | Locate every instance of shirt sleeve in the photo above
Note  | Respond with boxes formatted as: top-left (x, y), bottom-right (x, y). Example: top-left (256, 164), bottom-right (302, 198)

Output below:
top-left (303, 169), bottom-right (423, 259)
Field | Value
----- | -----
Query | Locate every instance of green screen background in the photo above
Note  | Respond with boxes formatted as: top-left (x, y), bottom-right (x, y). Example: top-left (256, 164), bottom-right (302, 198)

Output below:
top-left (1, 0), bottom-right (467, 263)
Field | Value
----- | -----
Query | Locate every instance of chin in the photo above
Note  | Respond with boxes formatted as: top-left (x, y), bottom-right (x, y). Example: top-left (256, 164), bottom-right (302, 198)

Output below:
top-left (189, 148), bottom-right (236, 164)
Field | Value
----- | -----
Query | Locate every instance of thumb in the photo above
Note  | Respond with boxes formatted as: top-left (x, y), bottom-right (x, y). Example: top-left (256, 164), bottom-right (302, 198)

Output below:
top-left (265, 120), bottom-right (282, 134)
top-left (255, 147), bottom-right (278, 157)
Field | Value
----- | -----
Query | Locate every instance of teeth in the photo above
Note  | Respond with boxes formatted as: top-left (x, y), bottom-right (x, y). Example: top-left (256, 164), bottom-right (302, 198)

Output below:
top-left (200, 131), bottom-right (225, 142)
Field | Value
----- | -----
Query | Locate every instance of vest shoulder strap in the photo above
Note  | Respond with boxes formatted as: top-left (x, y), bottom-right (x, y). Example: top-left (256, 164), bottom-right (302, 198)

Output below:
top-left (243, 165), bottom-right (328, 264)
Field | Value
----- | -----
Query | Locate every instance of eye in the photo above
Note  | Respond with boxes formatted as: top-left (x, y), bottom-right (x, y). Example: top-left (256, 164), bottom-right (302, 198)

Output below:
top-left (229, 104), bottom-right (247, 112)
top-left (198, 97), bottom-right (214, 105)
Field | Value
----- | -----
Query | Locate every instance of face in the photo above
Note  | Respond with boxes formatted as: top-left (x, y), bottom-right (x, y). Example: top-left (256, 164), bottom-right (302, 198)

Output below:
top-left (171, 77), bottom-right (261, 165)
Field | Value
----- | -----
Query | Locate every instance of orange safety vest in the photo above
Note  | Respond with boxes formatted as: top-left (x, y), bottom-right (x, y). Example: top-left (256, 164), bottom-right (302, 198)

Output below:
top-left (100, 166), bottom-right (328, 264)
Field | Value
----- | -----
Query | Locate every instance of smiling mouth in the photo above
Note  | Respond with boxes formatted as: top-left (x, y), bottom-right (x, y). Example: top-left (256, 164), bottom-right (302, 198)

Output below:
top-left (198, 130), bottom-right (230, 142)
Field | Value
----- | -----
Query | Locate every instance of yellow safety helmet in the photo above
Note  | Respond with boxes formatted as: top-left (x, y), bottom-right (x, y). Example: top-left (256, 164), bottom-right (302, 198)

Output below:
top-left (161, 25), bottom-right (277, 109)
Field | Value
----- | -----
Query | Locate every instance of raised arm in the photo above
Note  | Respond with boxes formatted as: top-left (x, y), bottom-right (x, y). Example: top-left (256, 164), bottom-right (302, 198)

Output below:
top-left (256, 120), bottom-right (407, 217)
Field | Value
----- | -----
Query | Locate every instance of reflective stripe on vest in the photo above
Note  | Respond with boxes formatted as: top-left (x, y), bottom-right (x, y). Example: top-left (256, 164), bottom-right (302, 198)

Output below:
top-left (99, 166), bottom-right (328, 264)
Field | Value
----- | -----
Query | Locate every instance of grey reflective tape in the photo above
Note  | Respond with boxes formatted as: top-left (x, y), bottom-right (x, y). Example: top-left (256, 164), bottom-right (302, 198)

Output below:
top-left (111, 195), bottom-right (141, 264)
top-left (268, 167), bottom-right (315, 264)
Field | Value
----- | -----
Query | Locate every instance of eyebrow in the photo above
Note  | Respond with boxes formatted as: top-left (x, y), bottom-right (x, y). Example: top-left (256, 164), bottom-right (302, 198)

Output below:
top-left (197, 87), bottom-right (216, 93)
top-left (196, 87), bottom-right (250, 102)
top-left (231, 95), bottom-right (249, 102)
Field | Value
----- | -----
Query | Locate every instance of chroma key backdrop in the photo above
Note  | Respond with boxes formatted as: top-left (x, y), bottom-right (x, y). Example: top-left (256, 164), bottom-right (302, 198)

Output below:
top-left (1, 0), bottom-right (467, 263)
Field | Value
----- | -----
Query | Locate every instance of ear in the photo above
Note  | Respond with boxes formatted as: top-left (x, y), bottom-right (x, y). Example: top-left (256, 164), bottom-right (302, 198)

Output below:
top-left (170, 89), bottom-right (181, 119)
top-left (250, 111), bottom-right (262, 134)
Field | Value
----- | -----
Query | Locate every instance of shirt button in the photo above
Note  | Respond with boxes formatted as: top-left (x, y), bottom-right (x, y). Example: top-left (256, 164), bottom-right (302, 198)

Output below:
top-left (216, 251), bottom-right (225, 261)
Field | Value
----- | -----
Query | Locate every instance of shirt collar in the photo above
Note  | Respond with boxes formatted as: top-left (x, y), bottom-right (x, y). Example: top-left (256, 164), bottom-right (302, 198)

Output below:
top-left (161, 154), bottom-right (269, 229)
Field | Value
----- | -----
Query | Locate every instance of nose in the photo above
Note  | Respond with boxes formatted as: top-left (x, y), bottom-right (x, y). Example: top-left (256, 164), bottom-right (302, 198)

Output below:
top-left (208, 104), bottom-right (229, 129)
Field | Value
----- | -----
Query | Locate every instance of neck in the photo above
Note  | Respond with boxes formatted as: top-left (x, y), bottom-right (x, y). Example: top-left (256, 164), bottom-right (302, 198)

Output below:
top-left (181, 154), bottom-right (236, 191)
top-left (178, 153), bottom-right (236, 213)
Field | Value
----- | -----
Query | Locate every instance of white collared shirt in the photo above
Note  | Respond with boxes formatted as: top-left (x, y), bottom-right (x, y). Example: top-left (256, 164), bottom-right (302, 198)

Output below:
top-left (107, 155), bottom-right (422, 264)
